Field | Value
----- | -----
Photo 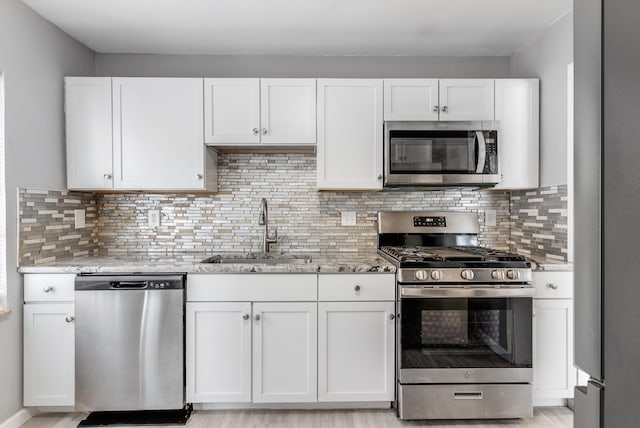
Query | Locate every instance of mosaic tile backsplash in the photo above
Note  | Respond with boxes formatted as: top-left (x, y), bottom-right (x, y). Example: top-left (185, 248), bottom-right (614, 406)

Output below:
top-left (18, 154), bottom-right (569, 264)
top-left (96, 154), bottom-right (510, 255)
top-left (508, 185), bottom-right (568, 262)
top-left (18, 188), bottom-right (99, 265)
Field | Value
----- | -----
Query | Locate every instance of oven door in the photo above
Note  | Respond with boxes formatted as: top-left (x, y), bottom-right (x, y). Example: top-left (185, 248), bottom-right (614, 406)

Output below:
top-left (398, 287), bottom-right (533, 384)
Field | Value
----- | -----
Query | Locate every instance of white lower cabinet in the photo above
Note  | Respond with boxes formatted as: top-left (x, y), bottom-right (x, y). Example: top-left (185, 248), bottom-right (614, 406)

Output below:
top-left (253, 302), bottom-right (318, 403)
top-left (318, 302), bottom-right (395, 402)
top-left (532, 271), bottom-right (575, 406)
top-left (23, 274), bottom-right (76, 407)
top-left (185, 273), bottom-right (395, 406)
top-left (186, 302), bottom-right (252, 403)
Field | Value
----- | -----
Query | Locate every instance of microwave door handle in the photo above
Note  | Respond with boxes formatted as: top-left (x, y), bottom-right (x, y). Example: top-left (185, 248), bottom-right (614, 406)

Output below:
top-left (475, 131), bottom-right (486, 174)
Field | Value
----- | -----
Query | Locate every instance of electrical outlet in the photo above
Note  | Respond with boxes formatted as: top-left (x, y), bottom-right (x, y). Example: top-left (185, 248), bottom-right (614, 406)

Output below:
top-left (74, 209), bottom-right (85, 229)
top-left (341, 211), bottom-right (356, 227)
top-left (148, 210), bottom-right (160, 227)
top-left (485, 209), bottom-right (497, 227)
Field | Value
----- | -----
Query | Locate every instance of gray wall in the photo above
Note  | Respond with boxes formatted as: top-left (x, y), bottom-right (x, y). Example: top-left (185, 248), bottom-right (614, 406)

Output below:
top-left (0, 0), bottom-right (94, 423)
top-left (95, 54), bottom-right (510, 78)
top-left (510, 11), bottom-right (573, 186)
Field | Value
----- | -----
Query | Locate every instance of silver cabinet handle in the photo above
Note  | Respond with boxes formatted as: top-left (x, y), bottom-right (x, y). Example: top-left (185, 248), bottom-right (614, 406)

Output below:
top-left (196, 174), bottom-right (203, 180)
top-left (103, 174), bottom-right (112, 180)
top-left (547, 283), bottom-right (558, 290)
top-left (441, 106), bottom-right (448, 113)
top-left (242, 314), bottom-right (250, 320)
top-left (252, 128), bottom-right (259, 136)
top-left (432, 106), bottom-right (439, 112)
top-left (43, 286), bottom-right (54, 293)
top-left (354, 285), bottom-right (361, 292)
top-left (255, 314), bottom-right (261, 321)
top-left (389, 314), bottom-right (395, 320)
top-left (377, 174), bottom-right (383, 180)
top-left (65, 316), bottom-right (75, 323)
top-left (261, 128), bottom-right (268, 135)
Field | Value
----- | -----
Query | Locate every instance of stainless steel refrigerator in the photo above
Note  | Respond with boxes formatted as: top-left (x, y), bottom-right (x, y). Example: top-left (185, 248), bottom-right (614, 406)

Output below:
top-left (574, 0), bottom-right (640, 426)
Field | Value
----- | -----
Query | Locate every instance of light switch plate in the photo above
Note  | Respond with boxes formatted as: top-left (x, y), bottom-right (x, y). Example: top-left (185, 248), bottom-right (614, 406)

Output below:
top-left (74, 209), bottom-right (85, 229)
top-left (148, 209), bottom-right (160, 227)
top-left (341, 211), bottom-right (356, 227)
top-left (485, 209), bottom-right (497, 227)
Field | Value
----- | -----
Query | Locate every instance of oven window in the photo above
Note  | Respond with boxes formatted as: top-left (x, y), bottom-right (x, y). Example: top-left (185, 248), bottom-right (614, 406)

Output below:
top-left (400, 297), bottom-right (532, 369)
top-left (388, 131), bottom-right (477, 174)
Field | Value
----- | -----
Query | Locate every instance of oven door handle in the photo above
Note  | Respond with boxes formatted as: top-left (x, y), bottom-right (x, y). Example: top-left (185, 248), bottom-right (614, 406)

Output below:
top-left (400, 287), bottom-right (534, 298)
top-left (475, 131), bottom-right (486, 174)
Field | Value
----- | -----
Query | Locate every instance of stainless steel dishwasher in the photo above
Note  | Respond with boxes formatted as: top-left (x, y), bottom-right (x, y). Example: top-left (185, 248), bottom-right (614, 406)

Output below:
top-left (75, 274), bottom-right (185, 412)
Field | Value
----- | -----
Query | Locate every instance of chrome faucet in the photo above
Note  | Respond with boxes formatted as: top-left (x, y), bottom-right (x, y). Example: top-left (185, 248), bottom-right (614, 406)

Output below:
top-left (258, 198), bottom-right (278, 253)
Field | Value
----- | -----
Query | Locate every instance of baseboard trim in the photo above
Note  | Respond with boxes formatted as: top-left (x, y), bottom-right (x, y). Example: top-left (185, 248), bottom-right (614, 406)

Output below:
top-left (194, 402), bottom-right (392, 411)
top-left (0, 409), bottom-right (33, 428)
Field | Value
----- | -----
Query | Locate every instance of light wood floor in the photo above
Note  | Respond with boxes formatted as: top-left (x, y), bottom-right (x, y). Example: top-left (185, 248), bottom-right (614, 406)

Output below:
top-left (22, 407), bottom-right (572, 428)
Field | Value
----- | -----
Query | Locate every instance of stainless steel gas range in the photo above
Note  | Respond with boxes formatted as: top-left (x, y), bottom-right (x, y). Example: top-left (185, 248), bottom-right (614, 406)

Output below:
top-left (377, 211), bottom-right (534, 421)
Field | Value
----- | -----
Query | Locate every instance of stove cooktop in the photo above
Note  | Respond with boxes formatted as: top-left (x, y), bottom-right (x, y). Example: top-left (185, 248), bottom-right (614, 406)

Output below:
top-left (378, 246), bottom-right (530, 269)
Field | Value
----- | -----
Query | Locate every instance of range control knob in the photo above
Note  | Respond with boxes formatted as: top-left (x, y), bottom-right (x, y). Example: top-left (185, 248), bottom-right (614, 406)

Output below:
top-left (506, 270), bottom-right (520, 280)
top-left (491, 270), bottom-right (503, 280)
top-left (415, 270), bottom-right (428, 281)
top-left (461, 269), bottom-right (475, 280)
top-left (430, 270), bottom-right (443, 281)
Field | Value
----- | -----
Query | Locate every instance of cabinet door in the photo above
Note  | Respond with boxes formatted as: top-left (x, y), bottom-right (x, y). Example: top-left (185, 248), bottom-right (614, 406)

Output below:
top-left (186, 302), bottom-right (252, 403)
top-left (112, 78), bottom-right (205, 190)
top-left (317, 79), bottom-right (383, 190)
top-left (533, 299), bottom-right (576, 403)
top-left (383, 79), bottom-right (439, 121)
top-left (24, 303), bottom-right (75, 406)
top-left (494, 79), bottom-right (540, 190)
top-left (204, 78), bottom-right (260, 145)
top-left (253, 302), bottom-right (317, 403)
top-left (260, 79), bottom-right (316, 145)
top-left (65, 77), bottom-right (113, 190)
top-left (439, 79), bottom-right (495, 121)
top-left (318, 302), bottom-right (395, 402)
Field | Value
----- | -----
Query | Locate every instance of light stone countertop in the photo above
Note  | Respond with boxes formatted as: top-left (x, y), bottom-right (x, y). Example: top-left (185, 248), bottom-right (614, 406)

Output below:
top-left (527, 256), bottom-right (574, 272)
top-left (17, 252), bottom-right (396, 275)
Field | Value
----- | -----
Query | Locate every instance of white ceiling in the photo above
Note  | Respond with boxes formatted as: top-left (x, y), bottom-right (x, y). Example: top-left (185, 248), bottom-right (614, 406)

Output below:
top-left (22, 0), bottom-right (572, 56)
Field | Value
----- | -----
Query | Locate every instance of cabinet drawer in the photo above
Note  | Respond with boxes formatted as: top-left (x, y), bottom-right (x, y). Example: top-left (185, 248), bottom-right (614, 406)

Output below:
top-left (318, 274), bottom-right (395, 301)
top-left (187, 274), bottom-right (317, 302)
top-left (533, 271), bottom-right (573, 299)
top-left (24, 274), bottom-right (76, 302)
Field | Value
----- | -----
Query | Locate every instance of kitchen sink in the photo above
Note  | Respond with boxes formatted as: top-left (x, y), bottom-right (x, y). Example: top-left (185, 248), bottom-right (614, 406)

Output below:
top-left (200, 254), bottom-right (313, 265)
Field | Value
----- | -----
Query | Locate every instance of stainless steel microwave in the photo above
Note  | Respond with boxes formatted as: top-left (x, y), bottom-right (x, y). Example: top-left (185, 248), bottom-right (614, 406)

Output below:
top-left (384, 122), bottom-right (500, 187)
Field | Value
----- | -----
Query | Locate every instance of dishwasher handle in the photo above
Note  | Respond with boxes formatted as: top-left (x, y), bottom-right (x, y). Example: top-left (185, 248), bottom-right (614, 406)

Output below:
top-left (111, 281), bottom-right (148, 289)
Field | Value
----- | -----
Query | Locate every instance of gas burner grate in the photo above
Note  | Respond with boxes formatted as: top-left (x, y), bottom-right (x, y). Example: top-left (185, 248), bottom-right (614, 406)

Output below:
top-left (451, 246), bottom-right (527, 262)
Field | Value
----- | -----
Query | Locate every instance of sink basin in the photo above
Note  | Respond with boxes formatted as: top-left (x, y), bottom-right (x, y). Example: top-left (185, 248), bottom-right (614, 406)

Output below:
top-left (201, 255), bottom-right (313, 265)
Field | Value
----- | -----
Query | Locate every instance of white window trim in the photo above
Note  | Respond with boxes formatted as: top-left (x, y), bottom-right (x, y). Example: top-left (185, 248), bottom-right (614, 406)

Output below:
top-left (0, 71), bottom-right (7, 314)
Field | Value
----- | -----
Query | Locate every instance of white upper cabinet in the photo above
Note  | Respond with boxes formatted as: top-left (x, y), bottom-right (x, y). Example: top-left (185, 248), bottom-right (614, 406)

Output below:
top-left (65, 77), bottom-right (215, 192)
top-left (65, 77), bottom-right (113, 190)
top-left (317, 79), bottom-right (383, 190)
top-left (494, 79), bottom-right (540, 190)
top-left (384, 79), bottom-right (439, 121)
top-left (113, 78), bottom-right (208, 190)
top-left (439, 79), bottom-right (495, 121)
top-left (260, 79), bottom-right (316, 145)
top-left (205, 78), bottom-right (316, 146)
top-left (204, 78), bottom-right (261, 145)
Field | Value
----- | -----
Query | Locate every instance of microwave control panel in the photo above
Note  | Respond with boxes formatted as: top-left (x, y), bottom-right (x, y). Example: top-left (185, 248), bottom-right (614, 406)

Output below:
top-left (413, 216), bottom-right (447, 227)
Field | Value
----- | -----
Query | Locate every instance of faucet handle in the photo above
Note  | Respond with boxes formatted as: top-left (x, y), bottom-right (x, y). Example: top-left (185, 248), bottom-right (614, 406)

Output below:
top-left (269, 227), bottom-right (278, 242)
